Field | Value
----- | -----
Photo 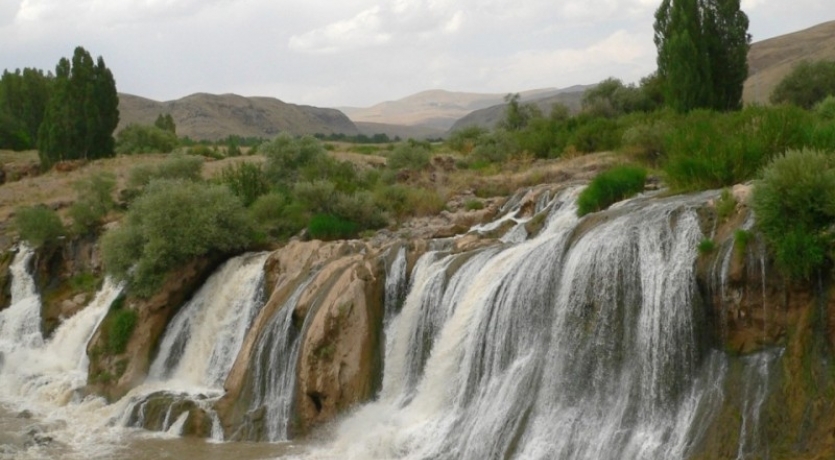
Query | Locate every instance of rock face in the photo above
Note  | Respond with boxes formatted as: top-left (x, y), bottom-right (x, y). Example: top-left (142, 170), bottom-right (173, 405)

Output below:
top-left (217, 239), bottom-right (394, 439)
top-left (85, 255), bottom-right (223, 401)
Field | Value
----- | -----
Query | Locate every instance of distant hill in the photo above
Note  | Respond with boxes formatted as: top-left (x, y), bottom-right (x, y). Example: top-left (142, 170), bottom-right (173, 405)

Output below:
top-left (339, 88), bottom-right (570, 131)
top-left (743, 20), bottom-right (835, 105)
top-left (354, 122), bottom-right (445, 141)
top-left (447, 86), bottom-right (590, 134)
top-left (118, 93), bottom-right (359, 141)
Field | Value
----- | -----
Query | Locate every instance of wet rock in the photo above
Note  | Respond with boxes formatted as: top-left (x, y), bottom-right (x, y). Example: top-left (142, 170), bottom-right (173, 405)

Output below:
top-left (16, 410), bottom-right (32, 419)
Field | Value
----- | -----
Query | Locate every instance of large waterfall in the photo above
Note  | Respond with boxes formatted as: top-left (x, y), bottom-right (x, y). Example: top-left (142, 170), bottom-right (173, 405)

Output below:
top-left (0, 186), bottom-right (786, 459)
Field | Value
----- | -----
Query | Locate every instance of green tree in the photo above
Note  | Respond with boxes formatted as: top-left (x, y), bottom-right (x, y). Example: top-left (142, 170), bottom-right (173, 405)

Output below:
top-left (499, 93), bottom-right (541, 131)
top-left (37, 47), bottom-right (119, 168)
top-left (770, 60), bottom-right (835, 109)
top-left (115, 123), bottom-right (178, 154)
top-left (0, 68), bottom-right (53, 150)
top-left (154, 113), bottom-right (176, 134)
top-left (261, 134), bottom-right (326, 188)
top-left (654, 0), bottom-right (749, 112)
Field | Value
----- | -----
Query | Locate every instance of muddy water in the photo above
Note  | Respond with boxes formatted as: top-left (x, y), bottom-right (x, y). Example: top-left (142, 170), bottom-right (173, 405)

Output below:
top-left (0, 403), bottom-right (307, 460)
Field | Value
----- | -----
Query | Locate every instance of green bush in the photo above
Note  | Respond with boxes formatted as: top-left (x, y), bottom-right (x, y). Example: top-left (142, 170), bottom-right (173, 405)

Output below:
top-left (115, 124), bottom-right (178, 154)
top-left (14, 205), bottom-right (64, 247)
top-left (446, 126), bottom-right (487, 154)
top-left (249, 192), bottom-right (307, 239)
top-left (465, 199), bottom-right (484, 211)
top-left (387, 143), bottom-right (431, 171)
top-left (470, 130), bottom-right (518, 164)
top-left (101, 179), bottom-right (255, 296)
top-left (621, 119), bottom-right (670, 166)
top-left (815, 95), bottom-right (835, 121)
top-left (374, 184), bottom-right (446, 220)
top-left (770, 60), bottom-right (835, 109)
top-left (187, 144), bottom-right (224, 160)
top-left (69, 172), bottom-right (116, 234)
top-left (262, 134), bottom-right (326, 187)
top-left (308, 214), bottom-right (359, 240)
top-left (568, 117), bottom-right (622, 153)
top-left (697, 238), bottom-right (717, 254)
top-left (715, 188), bottom-right (737, 222)
top-left (128, 154), bottom-right (203, 189)
top-left (106, 305), bottom-right (137, 355)
top-left (753, 148), bottom-right (835, 280)
top-left (218, 161), bottom-right (269, 207)
top-left (577, 165), bottom-right (647, 216)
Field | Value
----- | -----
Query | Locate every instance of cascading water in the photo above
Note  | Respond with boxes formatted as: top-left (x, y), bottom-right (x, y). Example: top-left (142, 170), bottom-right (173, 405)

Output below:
top-left (306, 188), bottom-right (777, 460)
top-left (122, 252), bottom-right (269, 435)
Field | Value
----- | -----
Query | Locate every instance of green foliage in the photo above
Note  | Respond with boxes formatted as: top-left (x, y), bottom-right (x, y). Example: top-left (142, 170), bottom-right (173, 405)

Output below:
top-left (471, 129), bottom-right (518, 164)
top-left (621, 118), bottom-right (670, 166)
top-left (0, 67), bottom-right (52, 150)
top-left (15, 205), bottom-right (64, 248)
top-left (814, 95), bottom-right (835, 120)
top-left (101, 179), bottom-right (255, 297)
top-left (654, 0), bottom-right (750, 112)
top-left (569, 117), bottom-right (622, 153)
top-left (446, 126), bottom-right (487, 154)
top-left (106, 304), bottom-right (137, 355)
top-left (127, 154), bottom-right (203, 189)
top-left (697, 238), bottom-right (717, 254)
top-left (733, 229), bottom-right (752, 254)
top-left (582, 78), bottom-right (656, 117)
top-left (218, 161), bottom-right (269, 206)
top-left (115, 124), bottom-right (178, 154)
top-left (154, 113), bottom-right (176, 134)
top-left (753, 149), bottom-right (835, 280)
top-left (249, 192), bottom-right (307, 239)
top-left (308, 214), bottom-right (359, 240)
top-left (69, 172), bottom-right (115, 234)
top-left (373, 184), bottom-right (446, 220)
top-left (771, 60), bottom-right (835, 109)
top-left (577, 165), bottom-right (647, 216)
top-left (499, 93), bottom-right (541, 131)
top-left (663, 105), bottom-right (815, 191)
top-left (715, 188), bottom-right (737, 222)
top-left (464, 199), bottom-right (484, 211)
top-left (37, 47), bottom-right (119, 168)
top-left (187, 144), bottom-right (224, 159)
top-left (262, 134), bottom-right (326, 187)
top-left (387, 143), bottom-right (431, 171)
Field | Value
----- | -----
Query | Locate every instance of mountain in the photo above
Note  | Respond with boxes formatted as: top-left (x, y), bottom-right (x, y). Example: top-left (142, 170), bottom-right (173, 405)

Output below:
top-left (742, 20), bottom-right (835, 105)
top-left (118, 93), bottom-right (359, 141)
top-left (339, 88), bottom-right (570, 131)
top-left (447, 87), bottom-right (589, 134)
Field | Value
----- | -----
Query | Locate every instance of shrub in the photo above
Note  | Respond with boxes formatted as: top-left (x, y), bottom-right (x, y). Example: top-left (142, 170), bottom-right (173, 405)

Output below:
top-left (465, 199), bottom-right (484, 211)
top-left (753, 149), bottom-right (835, 280)
top-left (187, 144), bottom-right (224, 159)
top-left (815, 95), bottom-right (835, 121)
top-left (733, 229), bottom-right (752, 255)
top-left (308, 214), bottom-right (359, 240)
top-left (106, 304), bottom-right (137, 355)
top-left (697, 238), bottom-right (716, 254)
top-left (14, 205), bottom-right (64, 247)
top-left (374, 184), bottom-right (446, 220)
top-left (387, 143), bottom-right (431, 171)
top-left (115, 124), bottom-right (178, 154)
top-left (621, 119), bottom-right (670, 166)
top-left (770, 60), bottom-right (835, 109)
top-left (69, 172), bottom-right (116, 234)
top-left (577, 165), bottom-right (647, 216)
top-left (218, 161), bottom-right (269, 207)
top-left (262, 134), bottom-right (326, 187)
top-left (101, 179), bottom-right (255, 296)
top-left (715, 188), bottom-right (737, 222)
top-left (568, 117), bottom-right (622, 153)
top-left (128, 154), bottom-right (203, 189)
top-left (446, 126), bottom-right (488, 154)
top-left (249, 192), bottom-right (307, 239)
top-left (470, 130), bottom-right (518, 164)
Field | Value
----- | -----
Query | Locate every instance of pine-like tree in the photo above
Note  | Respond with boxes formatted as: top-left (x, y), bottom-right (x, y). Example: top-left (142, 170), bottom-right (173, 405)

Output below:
top-left (37, 47), bottom-right (118, 167)
top-left (653, 0), bottom-right (750, 112)
top-left (154, 113), bottom-right (176, 134)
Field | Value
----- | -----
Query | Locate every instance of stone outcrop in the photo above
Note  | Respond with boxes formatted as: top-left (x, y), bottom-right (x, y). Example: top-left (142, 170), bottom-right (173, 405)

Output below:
top-left (85, 255), bottom-right (223, 402)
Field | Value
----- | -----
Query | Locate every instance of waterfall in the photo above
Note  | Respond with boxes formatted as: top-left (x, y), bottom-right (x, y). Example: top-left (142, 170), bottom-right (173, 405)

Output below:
top-left (0, 245), bottom-right (43, 351)
top-left (240, 273), bottom-right (318, 441)
top-left (123, 253), bottom-right (269, 435)
top-left (309, 188), bottom-right (742, 460)
top-left (148, 252), bottom-right (268, 388)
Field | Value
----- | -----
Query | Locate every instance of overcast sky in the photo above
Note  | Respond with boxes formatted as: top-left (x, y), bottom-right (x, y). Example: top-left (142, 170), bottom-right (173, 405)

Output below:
top-left (1, 0), bottom-right (833, 107)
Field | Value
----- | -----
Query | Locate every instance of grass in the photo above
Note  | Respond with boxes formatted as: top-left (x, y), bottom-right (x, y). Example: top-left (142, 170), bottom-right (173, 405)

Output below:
top-left (697, 238), bottom-right (717, 254)
top-left (577, 165), bottom-right (647, 216)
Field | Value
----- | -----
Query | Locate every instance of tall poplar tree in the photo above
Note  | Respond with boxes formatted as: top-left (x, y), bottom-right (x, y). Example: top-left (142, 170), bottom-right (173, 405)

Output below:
top-left (37, 47), bottom-right (119, 167)
top-left (654, 0), bottom-right (750, 112)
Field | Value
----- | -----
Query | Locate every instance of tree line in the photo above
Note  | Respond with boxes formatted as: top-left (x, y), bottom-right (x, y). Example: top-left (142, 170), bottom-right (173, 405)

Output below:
top-left (0, 46), bottom-right (119, 168)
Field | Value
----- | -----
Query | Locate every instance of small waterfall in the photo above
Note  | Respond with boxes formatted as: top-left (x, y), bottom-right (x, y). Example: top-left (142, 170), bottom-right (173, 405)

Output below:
top-left (0, 245), bottom-right (43, 350)
top-left (242, 274), bottom-right (317, 441)
top-left (124, 253), bottom-right (269, 435)
top-left (383, 246), bottom-right (408, 326)
top-left (148, 252), bottom-right (268, 387)
top-left (736, 349), bottom-right (781, 460)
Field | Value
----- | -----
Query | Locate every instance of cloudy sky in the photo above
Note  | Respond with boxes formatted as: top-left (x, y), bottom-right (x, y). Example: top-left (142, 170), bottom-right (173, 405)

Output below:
top-left (1, 0), bottom-right (833, 107)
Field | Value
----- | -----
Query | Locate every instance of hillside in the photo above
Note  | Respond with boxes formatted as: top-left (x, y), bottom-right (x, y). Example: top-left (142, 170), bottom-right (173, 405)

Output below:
top-left (743, 20), bottom-right (835, 105)
top-left (447, 89), bottom-right (587, 133)
top-left (339, 87), bottom-right (570, 131)
top-left (118, 93), bottom-right (359, 141)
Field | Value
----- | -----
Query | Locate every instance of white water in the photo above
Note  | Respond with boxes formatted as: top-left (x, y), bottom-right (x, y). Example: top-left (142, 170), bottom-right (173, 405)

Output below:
top-left (124, 253), bottom-right (269, 436)
top-left (304, 188), bottom-right (769, 460)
